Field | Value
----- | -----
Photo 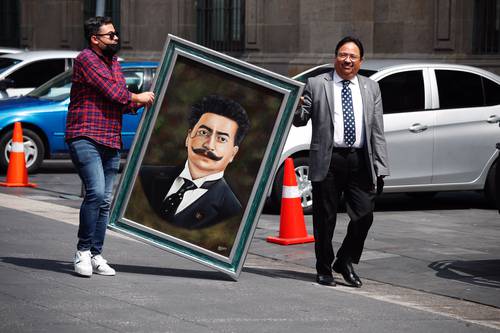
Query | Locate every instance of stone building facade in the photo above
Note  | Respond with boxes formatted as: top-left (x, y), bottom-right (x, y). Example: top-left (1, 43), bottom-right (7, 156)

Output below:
top-left (1, 0), bottom-right (499, 75)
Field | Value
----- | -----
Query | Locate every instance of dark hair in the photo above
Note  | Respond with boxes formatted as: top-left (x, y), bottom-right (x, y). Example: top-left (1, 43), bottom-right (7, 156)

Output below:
top-left (189, 95), bottom-right (251, 146)
top-left (335, 36), bottom-right (364, 59)
top-left (84, 16), bottom-right (113, 44)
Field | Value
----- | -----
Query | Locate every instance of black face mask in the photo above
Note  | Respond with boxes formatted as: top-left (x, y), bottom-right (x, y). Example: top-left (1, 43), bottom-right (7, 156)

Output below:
top-left (101, 41), bottom-right (121, 58)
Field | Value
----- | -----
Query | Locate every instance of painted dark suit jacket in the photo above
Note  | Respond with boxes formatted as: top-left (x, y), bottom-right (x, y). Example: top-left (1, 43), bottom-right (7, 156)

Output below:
top-left (139, 165), bottom-right (242, 229)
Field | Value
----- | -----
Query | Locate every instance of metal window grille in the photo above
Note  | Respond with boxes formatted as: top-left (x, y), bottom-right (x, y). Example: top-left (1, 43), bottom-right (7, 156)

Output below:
top-left (197, 0), bottom-right (245, 53)
top-left (473, 0), bottom-right (500, 54)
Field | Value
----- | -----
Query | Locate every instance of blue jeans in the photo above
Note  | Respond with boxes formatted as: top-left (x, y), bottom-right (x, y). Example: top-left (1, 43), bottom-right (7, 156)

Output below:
top-left (68, 138), bottom-right (120, 255)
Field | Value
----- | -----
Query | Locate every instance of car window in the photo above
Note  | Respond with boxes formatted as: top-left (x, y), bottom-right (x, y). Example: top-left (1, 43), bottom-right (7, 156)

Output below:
top-left (0, 58), bottom-right (21, 74)
top-left (27, 70), bottom-right (72, 101)
top-left (123, 69), bottom-right (145, 94)
top-left (435, 70), bottom-right (483, 109)
top-left (378, 70), bottom-right (425, 114)
top-left (6, 59), bottom-right (66, 88)
top-left (483, 77), bottom-right (500, 106)
top-left (358, 69), bottom-right (377, 77)
top-left (146, 68), bottom-right (157, 91)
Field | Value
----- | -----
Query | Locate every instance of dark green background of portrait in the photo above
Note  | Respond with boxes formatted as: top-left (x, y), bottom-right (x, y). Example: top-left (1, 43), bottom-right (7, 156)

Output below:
top-left (124, 55), bottom-right (284, 256)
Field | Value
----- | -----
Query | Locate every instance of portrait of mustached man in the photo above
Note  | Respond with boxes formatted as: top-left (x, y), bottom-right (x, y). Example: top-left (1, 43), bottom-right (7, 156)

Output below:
top-left (140, 95), bottom-right (251, 230)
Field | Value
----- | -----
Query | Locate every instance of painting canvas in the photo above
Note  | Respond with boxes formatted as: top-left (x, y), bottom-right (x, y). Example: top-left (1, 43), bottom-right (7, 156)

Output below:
top-left (109, 35), bottom-right (303, 279)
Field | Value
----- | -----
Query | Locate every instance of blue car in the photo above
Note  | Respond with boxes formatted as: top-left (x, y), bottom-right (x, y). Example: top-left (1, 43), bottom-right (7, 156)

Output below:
top-left (0, 61), bottom-right (157, 172)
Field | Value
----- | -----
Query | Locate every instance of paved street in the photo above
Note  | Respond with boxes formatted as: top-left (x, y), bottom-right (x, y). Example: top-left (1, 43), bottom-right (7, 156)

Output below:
top-left (0, 160), bottom-right (499, 332)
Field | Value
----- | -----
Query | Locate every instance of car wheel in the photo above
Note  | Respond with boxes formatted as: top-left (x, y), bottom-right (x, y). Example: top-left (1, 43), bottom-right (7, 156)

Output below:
top-left (271, 156), bottom-right (313, 215)
top-left (0, 128), bottom-right (45, 173)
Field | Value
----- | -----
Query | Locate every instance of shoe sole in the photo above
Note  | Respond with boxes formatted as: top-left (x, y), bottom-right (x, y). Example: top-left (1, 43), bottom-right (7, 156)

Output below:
top-left (93, 270), bottom-right (116, 276)
top-left (74, 269), bottom-right (92, 277)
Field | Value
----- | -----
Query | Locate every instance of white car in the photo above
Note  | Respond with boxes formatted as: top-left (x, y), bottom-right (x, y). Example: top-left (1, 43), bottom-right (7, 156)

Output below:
top-left (0, 50), bottom-right (79, 99)
top-left (0, 47), bottom-right (25, 56)
top-left (271, 61), bottom-right (500, 213)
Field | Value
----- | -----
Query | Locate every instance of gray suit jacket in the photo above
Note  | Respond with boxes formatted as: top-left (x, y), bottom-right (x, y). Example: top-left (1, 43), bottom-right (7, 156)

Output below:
top-left (293, 70), bottom-right (389, 187)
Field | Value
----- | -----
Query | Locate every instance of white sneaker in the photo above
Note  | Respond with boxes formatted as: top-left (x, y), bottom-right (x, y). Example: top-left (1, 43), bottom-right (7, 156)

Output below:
top-left (74, 250), bottom-right (92, 277)
top-left (91, 255), bottom-right (116, 276)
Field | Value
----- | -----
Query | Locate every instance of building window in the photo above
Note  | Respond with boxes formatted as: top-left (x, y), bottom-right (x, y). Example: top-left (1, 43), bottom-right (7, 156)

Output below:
top-left (197, 0), bottom-right (245, 53)
top-left (473, 0), bottom-right (500, 54)
top-left (84, 0), bottom-right (121, 33)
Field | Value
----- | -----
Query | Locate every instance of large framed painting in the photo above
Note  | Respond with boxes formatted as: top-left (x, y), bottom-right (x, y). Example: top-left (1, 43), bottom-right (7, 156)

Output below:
top-left (109, 35), bottom-right (304, 280)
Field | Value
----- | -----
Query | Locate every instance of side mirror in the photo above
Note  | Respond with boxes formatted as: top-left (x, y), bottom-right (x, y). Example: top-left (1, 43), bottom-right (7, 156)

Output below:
top-left (0, 78), bottom-right (14, 91)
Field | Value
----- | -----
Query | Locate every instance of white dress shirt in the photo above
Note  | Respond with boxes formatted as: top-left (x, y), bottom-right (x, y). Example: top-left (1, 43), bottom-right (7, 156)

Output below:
top-left (332, 71), bottom-right (365, 148)
top-left (164, 161), bottom-right (224, 214)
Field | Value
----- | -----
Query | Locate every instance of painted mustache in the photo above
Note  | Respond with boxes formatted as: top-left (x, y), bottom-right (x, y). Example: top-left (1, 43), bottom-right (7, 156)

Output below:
top-left (192, 147), bottom-right (223, 161)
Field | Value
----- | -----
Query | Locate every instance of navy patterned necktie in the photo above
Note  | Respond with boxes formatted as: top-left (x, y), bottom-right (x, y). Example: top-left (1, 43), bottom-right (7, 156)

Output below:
top-left (161, 179), bottom-right (197, 216)
top-left (341, 79), bottom-right (356, 147)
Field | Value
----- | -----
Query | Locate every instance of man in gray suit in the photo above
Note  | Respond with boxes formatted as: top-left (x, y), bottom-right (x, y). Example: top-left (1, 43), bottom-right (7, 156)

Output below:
top-left (294, 36), bottom-right (389, 287)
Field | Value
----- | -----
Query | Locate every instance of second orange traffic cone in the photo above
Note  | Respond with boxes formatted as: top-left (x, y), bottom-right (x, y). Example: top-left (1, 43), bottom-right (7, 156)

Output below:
top-left (0, 122), bottom-right (37, 188)
top-left (267, 158), bottom-right (314, 245)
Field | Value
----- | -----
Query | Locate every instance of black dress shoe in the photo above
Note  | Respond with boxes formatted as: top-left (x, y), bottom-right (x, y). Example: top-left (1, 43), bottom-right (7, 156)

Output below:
top-left (316, 274), bottom-right (336, 286)
top-left (332, 260), bottom-right (362, 288)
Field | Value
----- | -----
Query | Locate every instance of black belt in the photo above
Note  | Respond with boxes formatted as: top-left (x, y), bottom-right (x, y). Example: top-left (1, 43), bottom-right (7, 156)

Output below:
top-left (332, 147), bottom-right (363, 153)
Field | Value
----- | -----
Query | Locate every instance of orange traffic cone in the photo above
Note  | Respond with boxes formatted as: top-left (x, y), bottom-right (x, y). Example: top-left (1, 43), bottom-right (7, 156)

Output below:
top-left (0, 122), bottom-right (37, 187)
top-left (267, 158), bottom-right (314, 245)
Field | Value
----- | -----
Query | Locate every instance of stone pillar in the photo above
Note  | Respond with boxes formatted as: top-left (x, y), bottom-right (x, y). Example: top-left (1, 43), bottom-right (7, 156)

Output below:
top-left (19, 0), bottom-right (35, 48)
top-left (434, 0), bottom-right (456, 51)
top-left (245, 0), bottom-right (262, 51)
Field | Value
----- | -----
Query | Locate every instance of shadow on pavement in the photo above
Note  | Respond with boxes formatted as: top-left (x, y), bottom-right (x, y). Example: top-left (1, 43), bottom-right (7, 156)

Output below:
top-left (244, 266), bottom-right (358, 287)
top-left (429, 259), bottom-right (500, 288)
top-left (0, 257), bottom-right (74, 274)
top-left (243, 266), bottom-right (314, 282)
top-left (0, 257), bottom-right (232, 281)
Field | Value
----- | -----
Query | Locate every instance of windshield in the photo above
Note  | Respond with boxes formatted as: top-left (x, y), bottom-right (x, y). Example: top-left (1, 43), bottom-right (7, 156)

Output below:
top-left (27, 70), bottom-right (72, 101)
top-left (0, 58), bottom-right (21, 74)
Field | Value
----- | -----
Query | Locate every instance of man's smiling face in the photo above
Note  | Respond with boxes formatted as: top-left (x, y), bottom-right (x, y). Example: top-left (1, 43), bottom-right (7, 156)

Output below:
top-left (334, 41), bottom-right (363, 80)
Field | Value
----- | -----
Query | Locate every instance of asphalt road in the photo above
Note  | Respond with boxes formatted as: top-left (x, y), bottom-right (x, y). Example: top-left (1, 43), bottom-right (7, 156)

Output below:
top-left (0, 160), bottom-right (499, 332)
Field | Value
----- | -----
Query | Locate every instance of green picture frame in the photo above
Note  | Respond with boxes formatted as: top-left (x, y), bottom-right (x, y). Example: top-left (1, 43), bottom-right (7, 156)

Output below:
top-left (109, 35), bottom-right (303, 280)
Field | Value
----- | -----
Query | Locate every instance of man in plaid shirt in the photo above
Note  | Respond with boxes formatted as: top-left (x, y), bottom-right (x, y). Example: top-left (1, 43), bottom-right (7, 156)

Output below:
top-left (67, 16), bottom-right (154, 277)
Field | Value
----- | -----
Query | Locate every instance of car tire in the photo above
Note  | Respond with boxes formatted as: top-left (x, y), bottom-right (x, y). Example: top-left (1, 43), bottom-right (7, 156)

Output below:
top-left (0, 128), bottom-right (45, 173)
top-left (271, 156), bottom-right (313, 215)
top-left (484, 160), bottom-right (497, 207)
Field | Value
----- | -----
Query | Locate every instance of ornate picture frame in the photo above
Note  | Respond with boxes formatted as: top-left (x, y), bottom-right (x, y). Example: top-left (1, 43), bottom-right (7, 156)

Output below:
top-left (109, 35), bottom-right (303, 280)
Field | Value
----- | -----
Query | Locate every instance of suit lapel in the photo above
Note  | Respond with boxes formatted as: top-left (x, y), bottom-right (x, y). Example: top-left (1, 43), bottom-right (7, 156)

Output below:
top-left (358, 75), bottom-right (370, 136)
top-left (324, 71), bottom-right (335, 127)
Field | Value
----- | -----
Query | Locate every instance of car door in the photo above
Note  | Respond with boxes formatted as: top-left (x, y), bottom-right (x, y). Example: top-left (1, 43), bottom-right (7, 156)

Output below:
top-left (431, 68), bottom-right (500, 185)
top-left (374, 68), bottom-right (435, 187)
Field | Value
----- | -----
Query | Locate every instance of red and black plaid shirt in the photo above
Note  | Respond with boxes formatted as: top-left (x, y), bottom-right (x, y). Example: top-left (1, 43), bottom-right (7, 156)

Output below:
top-left (65, 48), bottom-right (140, 149)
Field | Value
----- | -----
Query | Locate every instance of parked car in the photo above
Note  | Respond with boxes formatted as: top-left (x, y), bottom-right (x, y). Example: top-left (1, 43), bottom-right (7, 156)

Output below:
top-left (0, 50), bottom-right (79, 99)
top-left (0, 61), bottom-right (157, 172)
top-left (271, 61), bottom-right (500, 213)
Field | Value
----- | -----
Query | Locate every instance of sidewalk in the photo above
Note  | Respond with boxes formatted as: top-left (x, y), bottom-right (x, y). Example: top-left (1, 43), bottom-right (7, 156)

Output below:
top-left (254, 203), bottom-right (500, 309)
top-left (0, 179), bottom-right (500, 331)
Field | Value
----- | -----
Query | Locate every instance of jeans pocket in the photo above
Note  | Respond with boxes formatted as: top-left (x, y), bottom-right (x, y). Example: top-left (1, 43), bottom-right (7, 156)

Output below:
top-left (68, 139), bottom-right (98, 168)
